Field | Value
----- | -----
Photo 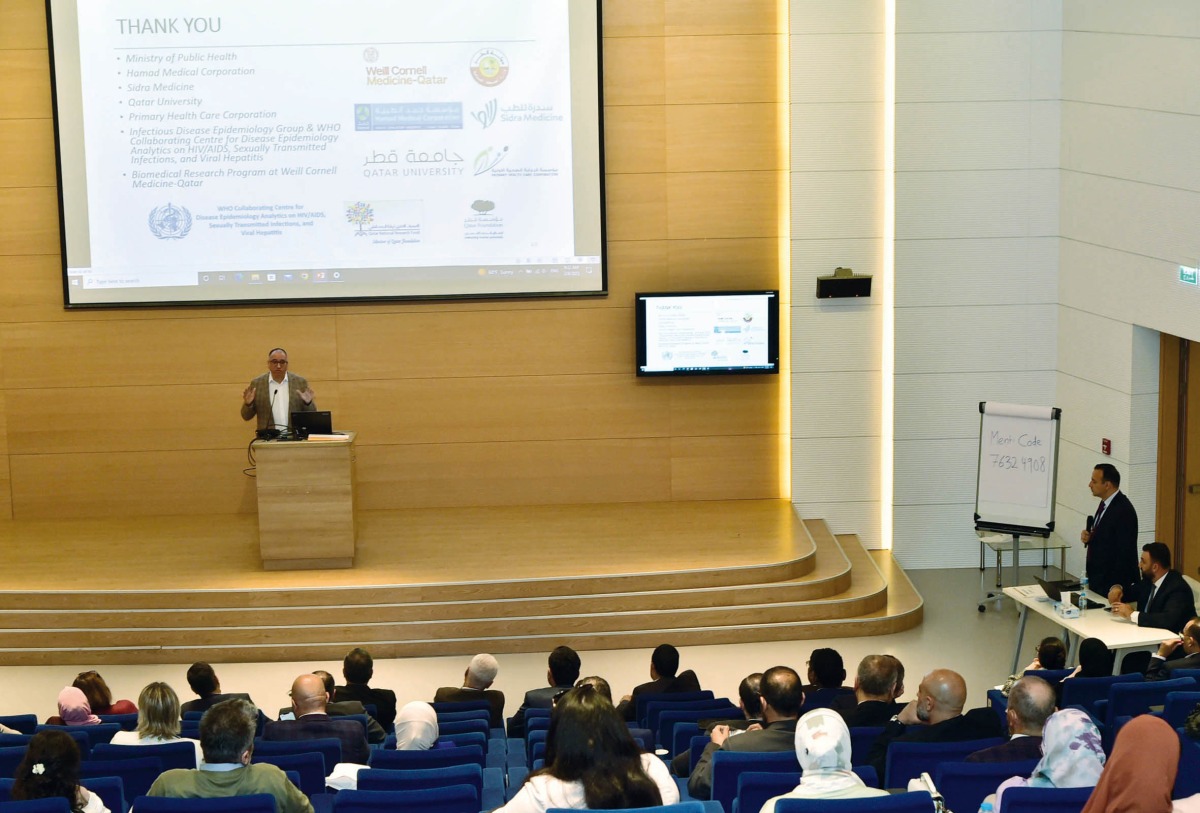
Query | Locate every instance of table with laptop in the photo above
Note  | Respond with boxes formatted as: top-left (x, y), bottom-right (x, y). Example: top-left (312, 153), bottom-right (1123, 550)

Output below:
top-left (1004, 577), bottom-right (1176, 675)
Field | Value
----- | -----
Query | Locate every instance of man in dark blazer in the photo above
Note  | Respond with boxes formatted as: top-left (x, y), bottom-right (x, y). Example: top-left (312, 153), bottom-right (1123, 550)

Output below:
top-left (1110, 542), bottom-right (1196, 632)
top-left (1081, 464), bottom-right (1138, 596)
top-left (616, 643), bottom-right (702, 722)
top-left (180, 662), bottom-right (257, 716)
top-left (334, 647), bottom-right (397, 733)
top-left (507, 646), bottom-right (581, 738)
top-left (1147, 618), bottom-right (1200, 680)
top-left (965, 676), bottom-right (1055, 763)
top-left (240, 347), bottom-right (317, 432)
top-left (866, 668), bottom-right (1003, 782)
top-left (278, 671), bottom-right (386, 744)
top-left (264, 673), bottom-right (370, 765)
top-left (837, 654), bottom-right (905, 727)
top-left (687, 665), bottom-right (803, 800)
top-left (433, 653), bottom-right (506, 729)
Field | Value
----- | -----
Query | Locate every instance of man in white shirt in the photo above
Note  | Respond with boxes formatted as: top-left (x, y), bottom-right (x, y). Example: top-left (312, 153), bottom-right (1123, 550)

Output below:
top-left (240, 347), bottom-right (316, 433)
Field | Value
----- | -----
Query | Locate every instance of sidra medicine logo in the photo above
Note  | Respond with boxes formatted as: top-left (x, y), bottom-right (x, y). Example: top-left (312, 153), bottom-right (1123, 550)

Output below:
top-left (148, 203), bottom-right (193, 239)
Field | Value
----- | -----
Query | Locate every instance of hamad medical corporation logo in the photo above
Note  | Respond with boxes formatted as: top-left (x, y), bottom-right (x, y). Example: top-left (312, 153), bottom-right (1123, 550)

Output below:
top-left (148, 203), bottom-right (193, 239)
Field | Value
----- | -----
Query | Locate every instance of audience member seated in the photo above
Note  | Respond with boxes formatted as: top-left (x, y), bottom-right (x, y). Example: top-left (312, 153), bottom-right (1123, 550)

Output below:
top-left (966, 676), bottom-right (1056, 763)
top-left (1147, 617), bottom-right (1200, 681)
top-left (433, 653), bottom-right (506, 728)
top-left (508, 646), bottom-right (582, 738)
top-left (496, 685), bottom-right (677, 812)
top-left (865, 668), bottom-right (1002, 779)
top-left (1079, 714), bottom-right (1172, 813)
top-left (574, 676), bottom-right (611, 702)
top-left (671, 672), bottom-right (762, 777)
top-left (985, 708), bottom-right (1105, 811)
top-left (147, 698), bottom-right (313, 813)
top-left (837, 655), bottom-right (905, 727)
top-left (72, 671), bottom-right (137, 717)
top-left (394, 701), bottom-right (439, 750)
top-left (687, 665), bottom-right (804, 800)
top-left (758, 708), bottom-right (888, 811)
top-left (802, 648), bottom-right (851, 708)
top-left (110, 681), bottom-right (204, 766)
top-left (334, 647), bottom-right (397, 733)
top-left (180, 662), bottom-right (256, 716)
top-left (49, 686), bottom-right (101, 726)
top-left (1112, 543), bottom-right (1197, 674)
top-left (12, 730), bottom-right (110, 813)
top-left (1000, 637), bottom-right (1067, 696)
top-left (278, 670), bottom-right (385, 744)
top-left (263, 673), bottom-right (370, 765)
top-left (616, 643), bottom-right (702, 722)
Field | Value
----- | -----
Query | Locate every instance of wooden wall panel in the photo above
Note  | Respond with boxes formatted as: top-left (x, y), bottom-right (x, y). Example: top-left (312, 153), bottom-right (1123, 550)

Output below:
top-left (671, 435), bottom-right (782, 500)
top-left (0, 1), bottom-right (46, 50)
top-left (0, 187), bottom-right (58, 256)
top-left (668, 377), bottom-right (780, 437)
top-left (602, 0), bottom-right (666, 38)
top-left (603, 38), bottom-right (666, 106)
top-left (666, 36), bottom-right (782, 104)
top-left (603, 106), bottom-right (667, 174)
top-left (0, 119), bottom-right (55, 187)
top-left (666, 104), bottom-right (785, 173)
top-left (668, 171), bottom-right (782, 240)
top-left (0, 51), bottom-right (51, 120)
top-left (664, 1), bottom-right (782, 36)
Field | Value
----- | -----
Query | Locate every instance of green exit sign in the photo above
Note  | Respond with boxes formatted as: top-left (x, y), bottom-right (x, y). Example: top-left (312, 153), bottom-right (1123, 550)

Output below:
top-left (1181, 265), bottom-right (1199, 286)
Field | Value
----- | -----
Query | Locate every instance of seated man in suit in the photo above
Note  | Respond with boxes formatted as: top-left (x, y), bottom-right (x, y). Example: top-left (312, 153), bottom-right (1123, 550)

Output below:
top-left (334, 647), bottom-right (398, 734)
top-left (264, 673), bottom-right (370, 765)
top-left (686, 665), bottom-right (804, 800)
top-left (865, 668), bottom-right (1002, 782)
top-left (1147, 617), bottom-right (1200, 680)
top-left (180, 662), bottom-right (256, 716)
top-left (147, 698), bottom-right (312, 813)
top-left (508, 645), bottom-right (581, 738)
top-left (433, 653), bottom-right (505, 729)
top-left (801, 648), bottom-right (853, 709)
top-left (671, 672), bottom-right (763, 777)
top-left (616, 643), bottom-right (702, 722)
top-left (1111, 542), bottom-right (1197, 673)
top-left (277, 670), bottom-right (386, 744)
top-left (837, 654), bottom-right (906, 727)
top-left (965, 676), bottom-right (1055, 763)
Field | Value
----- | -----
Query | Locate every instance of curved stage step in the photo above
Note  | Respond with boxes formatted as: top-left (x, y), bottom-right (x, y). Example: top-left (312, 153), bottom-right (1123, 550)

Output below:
top-left (0, 501), bottom-right (921, 664)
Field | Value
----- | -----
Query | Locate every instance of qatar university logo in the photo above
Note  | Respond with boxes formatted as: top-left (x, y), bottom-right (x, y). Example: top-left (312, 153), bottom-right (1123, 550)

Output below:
top-left (148, 203), bottom-right (193, 239)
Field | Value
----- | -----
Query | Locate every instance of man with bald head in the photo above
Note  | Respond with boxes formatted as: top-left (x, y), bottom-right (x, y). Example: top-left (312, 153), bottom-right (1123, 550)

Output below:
top-left (865, 668), bottom-right (1002, 782)
top-left (262, 673), bottom-right (370, 764)
top-left (965, 676), bottom-right (1055, 763)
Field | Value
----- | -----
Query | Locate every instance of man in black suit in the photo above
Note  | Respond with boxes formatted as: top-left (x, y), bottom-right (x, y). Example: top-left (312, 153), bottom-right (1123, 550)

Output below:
top-left (965, 676), bottom-right (1055, 763)
top-left (433, 653), bottom-right (506, 729)
top-left (686, 665), bottom-right (803, 800)
top-left (838, 655), bottom-right (905, 727)
top-left (277, 671), bottom-right (386, 744)
top-left (1110, 543), bottom-right (1196, 633)
top-left (616, 643), bottom-right (702, 722)
top-left (1147, 618), bottom-right (1200, 680)
top-left (866, 668), bottom-right (1003, 782)
top-left (1081, 463), bottom-right (1139, 596)
top-left (180, 662), bottom-right (256, 715)
top-left (507, 645), bottom-right (581, 738)
top-left (264, 673), bottom-right (370, 765)
top-left (334, 647), bottom-right (397, 733)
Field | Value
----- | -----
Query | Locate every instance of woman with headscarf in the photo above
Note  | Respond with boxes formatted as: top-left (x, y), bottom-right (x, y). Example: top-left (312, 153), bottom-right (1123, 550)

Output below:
top-left (50, 687), bottom-right (102, 727)
top-left (759, 708), bottom-right (888, 811)
top-left (394, 701), bottom-right (440, 751)
top-left (1083, 715), bottom-right (1180, 813)
top-left (987, 708), bottom-right (1106, 811)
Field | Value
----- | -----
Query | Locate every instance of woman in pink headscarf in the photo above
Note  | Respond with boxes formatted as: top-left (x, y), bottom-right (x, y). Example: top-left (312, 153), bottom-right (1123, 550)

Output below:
top-left (49, 687), bottom-right (102, 726)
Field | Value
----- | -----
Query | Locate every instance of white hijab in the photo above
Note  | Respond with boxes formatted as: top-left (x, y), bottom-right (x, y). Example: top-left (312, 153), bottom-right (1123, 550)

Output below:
top-left (394, 701), bottom-right (439, 750)
top-left (792, 708), bottom-right (866, 795)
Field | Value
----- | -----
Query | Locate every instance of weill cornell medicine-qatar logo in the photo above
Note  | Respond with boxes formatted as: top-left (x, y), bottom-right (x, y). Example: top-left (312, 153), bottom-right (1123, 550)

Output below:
top-left (148, 203), bottom-right (193, 239)
top-left (470, 48), bottom-right (509, 87)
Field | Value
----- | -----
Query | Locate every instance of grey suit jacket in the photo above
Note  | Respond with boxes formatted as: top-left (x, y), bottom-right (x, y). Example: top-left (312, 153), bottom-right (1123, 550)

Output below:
top-left (686, 718), bottom-right (798, 800)
top-left (241, 372), bottom-right (316, 431)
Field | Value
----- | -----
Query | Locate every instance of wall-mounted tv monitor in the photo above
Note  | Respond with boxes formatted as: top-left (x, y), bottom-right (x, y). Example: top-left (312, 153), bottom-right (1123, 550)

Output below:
top-left (635, 290), bottom-right (780, 377)
top-left (47, 0), bottom-right (606, 307)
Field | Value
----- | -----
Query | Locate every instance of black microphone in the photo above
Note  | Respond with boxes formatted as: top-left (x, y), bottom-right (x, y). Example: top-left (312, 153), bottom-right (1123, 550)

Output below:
top-left (1086, 515), bottom-right (1094, 532)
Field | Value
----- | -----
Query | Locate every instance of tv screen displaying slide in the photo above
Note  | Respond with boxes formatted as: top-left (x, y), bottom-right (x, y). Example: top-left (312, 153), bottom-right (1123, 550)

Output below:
top-left (635, 291), bottom-right (780, 377)
top-left (47, 0), bottom-right (606, 307)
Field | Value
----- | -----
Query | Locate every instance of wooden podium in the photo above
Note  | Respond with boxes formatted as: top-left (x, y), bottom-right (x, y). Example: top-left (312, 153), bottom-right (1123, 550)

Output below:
top-left (254, 432), bottom-right (357, 570)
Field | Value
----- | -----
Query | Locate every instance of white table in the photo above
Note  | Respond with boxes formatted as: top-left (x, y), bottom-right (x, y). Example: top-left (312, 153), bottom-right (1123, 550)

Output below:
top-left (1004, 584), bottom-right (1175, 675)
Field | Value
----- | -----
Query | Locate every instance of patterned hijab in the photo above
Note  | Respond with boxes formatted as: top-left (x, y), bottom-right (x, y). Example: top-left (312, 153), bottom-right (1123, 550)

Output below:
top-left (57, 686), bottom-right (101, 726)
top-left (1029, 708), bottom-right (1105, 788)
top-left (394, 701), bottom-right (439, 751)
top-left (792, 708), bottom-right (865, 794)
top-left (1080, 715), bottom-right (1177, 813)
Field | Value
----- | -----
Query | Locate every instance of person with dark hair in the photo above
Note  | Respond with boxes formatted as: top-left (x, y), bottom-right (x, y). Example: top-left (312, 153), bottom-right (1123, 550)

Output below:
top-left (508, 646), bottom-right (582, 738)
top-left (1110, 542), bottom-right (1196, 631)
top-left (264, 673), bottom-right (370, 764)
top-left (1147, 618), bottom-right (1200, 681)
top-left (334, 647), bottom-right (397, 733)
top-left (1080, 463), bottom-right (1138, 596)
top-left (966, 676), bottom-right (1056, 763)
top-left (837, 655), bottom-right (905, 727)
top-left (71, 671), bottom-right (136, 717)
top-left (240, 347), bottom-right (316, 433)
top-left (147, 698), bottom-right (312, 813)
top-left (434, 653), bottom-right (506, 728)
top-left (181, 662), bottom-right (256, 716)
top-left (496, 685), bottom-right (677, 811)
top-left (574, 676), bottom-right (612, 702)
top-left (672, 672), bottom-right (764, 777)
top-left (802, 648), bottom-right (853, 710)
top-left (999, 636), bottom-right (1069, 697)
top-left (278, 670), bottom-right (385, 743)
top-left (687, 666), bottom-right (804, 800)
top-left (616, 643), bottom-right (702, 722)
top-left (110, 682), bottom-right (203, 767)
top-left (12, 730), bottom-right (109, 813)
